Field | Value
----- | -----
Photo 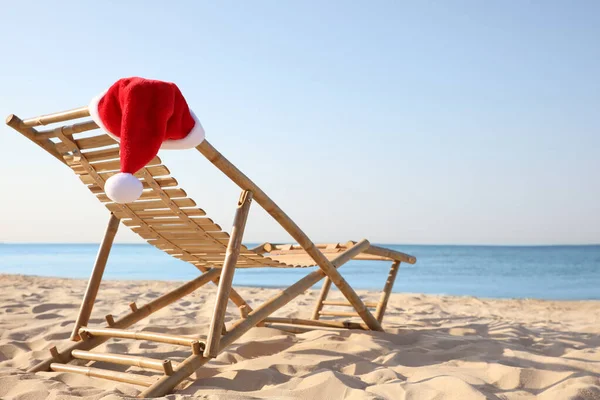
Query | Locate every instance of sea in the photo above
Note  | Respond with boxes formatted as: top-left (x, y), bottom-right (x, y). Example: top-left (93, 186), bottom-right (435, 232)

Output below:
top-left (0, 244), bottom-right (598, 300)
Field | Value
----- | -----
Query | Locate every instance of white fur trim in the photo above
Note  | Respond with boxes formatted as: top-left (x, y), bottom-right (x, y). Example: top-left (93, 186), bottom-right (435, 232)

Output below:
top-left (88, 90), bottom-right (121, 142)
top-left (104, 173), bottom-right (143, 204)
top-left (160, 110), bottom-right (206, 149)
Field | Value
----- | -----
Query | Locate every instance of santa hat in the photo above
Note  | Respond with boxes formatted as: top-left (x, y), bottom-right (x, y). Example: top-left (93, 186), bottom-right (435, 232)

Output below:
top-left (88, 77), bottom-right (205, 203)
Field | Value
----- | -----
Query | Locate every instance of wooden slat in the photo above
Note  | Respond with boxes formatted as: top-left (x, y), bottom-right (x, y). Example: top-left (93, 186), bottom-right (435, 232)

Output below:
top-left (87, 157), bottom-right (161, 174)
top-left (137, 224), bottom-right (205, 231)
top-left (150, 238), bottom-right (224, 246)
top-left (125, 208), bottom-right (206, 218)
top-left (133, 223), bottom-right (221, 232)
top-left (172, 256), bottom-right (264, 266)
top-left (145, 165), bottom-right (171, 177)
top-left (79, 327), bottom-right (200, 347)
top-left (37, 120), bottom-right (99, 139)
top-left (226, 261), bottom-right (267, 266)
top-left (156, 244), bottom-right (227, 252)
top-left (174, 255), bottom-right (203, 262)
top-left (144, 216), bottom-right (215, 224)
top-left (71, 350), bottom-right (177, 372)
top-left (50, 364), bottom-right (157, 387)
top-left (105, 198), bottom-right (196, 212)
top-left (141, 218), bottom-right (215, 226)
top-left (179, 256), bottom-right (258, 263)
top-left (119, 165), bottom-right (170, 179)
top-left (87, 176), bottom-right (178, 193)
top-left (161, 248), bottom-right (243, 255)
top-left (168, 255), bottom-right (227, 262)
top-left (164, 250), bottom-right (226, 258)
top-left (98, 188), bottom-right (187, 202)
top-left (183, 255), bottom-right (263, 263)
top-left (84, 147), bottom-right (120, 162)
top-left (20, 106), bottom-right (90, 127)
top-left (155, 232), bottom-right (229, 240)
top-left (139, 234), bottom-right (229, 246)
top-left (75, 134), bottom-right (117, 150)
top-left (122, 216), bottom-right (211, 227)
top-left (79, 165), bottom-right (171, 184)
top-left (156, 225), bottom-right (223, 233)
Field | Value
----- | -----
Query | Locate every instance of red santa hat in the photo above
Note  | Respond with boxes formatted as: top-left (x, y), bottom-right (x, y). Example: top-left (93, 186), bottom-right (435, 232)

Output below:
top-left (88, 77), bottom-right (205, 203)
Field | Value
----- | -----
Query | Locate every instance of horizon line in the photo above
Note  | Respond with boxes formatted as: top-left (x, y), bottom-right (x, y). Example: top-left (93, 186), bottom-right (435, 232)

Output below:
top-left (1, 242), bottom-right (599, 247)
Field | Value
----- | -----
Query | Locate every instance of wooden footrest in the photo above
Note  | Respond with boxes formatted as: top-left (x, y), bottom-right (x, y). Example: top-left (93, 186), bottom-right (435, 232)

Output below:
top-left (79, 327), bottom-right (204, 348)
top-left (50, 363), bottom-right (159, 387)
top-left (71, 350), bottom-right (176, 375)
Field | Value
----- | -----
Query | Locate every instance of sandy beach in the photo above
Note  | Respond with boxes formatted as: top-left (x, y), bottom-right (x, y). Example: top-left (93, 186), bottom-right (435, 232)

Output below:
top-left (0, 273), bottom-right (599, 399)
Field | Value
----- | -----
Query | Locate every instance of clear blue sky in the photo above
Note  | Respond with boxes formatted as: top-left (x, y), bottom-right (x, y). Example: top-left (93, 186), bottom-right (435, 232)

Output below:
top-left (1, 1), bottom-right (598, 245)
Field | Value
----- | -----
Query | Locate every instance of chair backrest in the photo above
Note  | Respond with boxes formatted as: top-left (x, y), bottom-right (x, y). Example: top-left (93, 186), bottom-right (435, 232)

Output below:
top-left (7, 107), bottom-right (416, 269)
top-left (6, 108), bottom-right (292, 269)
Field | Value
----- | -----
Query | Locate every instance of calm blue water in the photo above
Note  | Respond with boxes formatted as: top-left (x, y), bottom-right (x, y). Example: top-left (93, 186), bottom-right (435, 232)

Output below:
top-left (0, 244), bottom-right (598, 300)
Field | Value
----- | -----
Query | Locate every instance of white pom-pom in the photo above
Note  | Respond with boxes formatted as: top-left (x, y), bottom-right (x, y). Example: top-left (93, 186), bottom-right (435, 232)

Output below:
top-left (104, 172), bottom-right (143, 203)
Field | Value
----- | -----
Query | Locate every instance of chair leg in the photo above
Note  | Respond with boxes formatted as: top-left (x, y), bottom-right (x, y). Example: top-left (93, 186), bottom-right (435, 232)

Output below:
top-left (70, 213), bottom-right (120, 341)
top-left (374, 261), bottom-right (400, 323)
top-left (204, 190), bottom-right (253, 358)
top-left (311, 277), bottom-right (332, 320)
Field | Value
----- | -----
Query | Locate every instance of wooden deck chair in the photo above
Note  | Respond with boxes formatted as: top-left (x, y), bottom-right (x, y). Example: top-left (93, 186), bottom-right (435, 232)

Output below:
top-left (5, 106), bottom-right (416, 398)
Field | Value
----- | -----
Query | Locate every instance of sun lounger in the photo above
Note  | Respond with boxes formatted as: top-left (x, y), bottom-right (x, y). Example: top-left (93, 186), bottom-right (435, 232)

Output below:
top-left (6, 106), bottom-right (416, 397)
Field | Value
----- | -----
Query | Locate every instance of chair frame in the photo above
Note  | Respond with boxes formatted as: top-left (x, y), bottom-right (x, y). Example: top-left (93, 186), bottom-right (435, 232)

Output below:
top-left (6, 106), bottom-right (416, 397)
